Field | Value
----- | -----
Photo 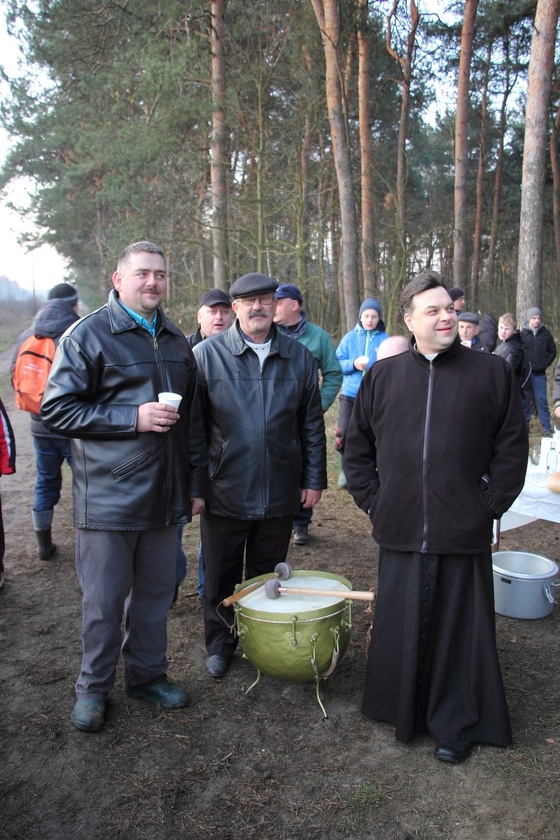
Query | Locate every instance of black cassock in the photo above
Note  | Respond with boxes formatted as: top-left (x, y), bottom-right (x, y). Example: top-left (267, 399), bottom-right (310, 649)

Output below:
top-left (362, 547), bottom-right (512, 746)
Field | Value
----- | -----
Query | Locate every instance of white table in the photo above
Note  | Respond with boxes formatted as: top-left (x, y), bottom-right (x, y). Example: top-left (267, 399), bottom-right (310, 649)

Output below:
top-left (500, 461), bottom-right (560, 532)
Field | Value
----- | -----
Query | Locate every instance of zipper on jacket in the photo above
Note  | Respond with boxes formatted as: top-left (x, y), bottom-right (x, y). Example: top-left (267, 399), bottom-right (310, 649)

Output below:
top-left (153, 325), bottom-right (174, 524)
top-left (420, 360), bottom-right (435, 552)
top-left (259, 359), bottom-right (269, 516)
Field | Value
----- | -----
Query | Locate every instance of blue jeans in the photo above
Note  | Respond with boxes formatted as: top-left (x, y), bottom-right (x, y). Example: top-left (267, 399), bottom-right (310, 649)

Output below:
top-left (176, 525), bottom-right (205, 597)
top-left (523, 373), bottom-right (552, 432)
top-left (293, 503), bottom-right (312, 529)
top-left (33, 436), bottom-right (73, 511)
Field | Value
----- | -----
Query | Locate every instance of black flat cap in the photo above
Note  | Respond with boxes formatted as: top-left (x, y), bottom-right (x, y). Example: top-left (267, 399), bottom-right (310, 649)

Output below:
top-left (199, 289), bottom-right (231, 308)
top-left (458, 311), bottom-right (479, 325)
top-left (229, 273), bottom-right (278, 298)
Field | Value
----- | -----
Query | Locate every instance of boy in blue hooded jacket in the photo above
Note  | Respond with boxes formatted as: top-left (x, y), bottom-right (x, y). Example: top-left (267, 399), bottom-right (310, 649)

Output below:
top-left (335, 298), bottom-right (388, 486)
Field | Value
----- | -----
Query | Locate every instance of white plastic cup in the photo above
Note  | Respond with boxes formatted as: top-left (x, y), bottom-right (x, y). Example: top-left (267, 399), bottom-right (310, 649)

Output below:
top-left (158, 392), bottom-right (182, 409)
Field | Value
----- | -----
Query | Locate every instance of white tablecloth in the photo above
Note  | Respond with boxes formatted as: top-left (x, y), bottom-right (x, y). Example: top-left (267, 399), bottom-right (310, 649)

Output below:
top-left (500, 461), bottom-right (560, 532)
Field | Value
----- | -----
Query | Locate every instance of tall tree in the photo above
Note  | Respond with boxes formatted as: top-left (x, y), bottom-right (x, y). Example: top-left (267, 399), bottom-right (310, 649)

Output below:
top-left (210, 0), bottom-right (229, 290)
top-left (357, 0), bottom-right (377, 297)
top-left (551, 99), bottom-right (560, 289)
top-left (386, 0), bottom-right (419, 292)
top-left (310, 0), bottom-right (360, 329)
top-left (470, 40), bottom-right (491, 305)
top-left (516, 0), bottom-right (560, 317)
top-left (453, 0), bottom-right (480, 290)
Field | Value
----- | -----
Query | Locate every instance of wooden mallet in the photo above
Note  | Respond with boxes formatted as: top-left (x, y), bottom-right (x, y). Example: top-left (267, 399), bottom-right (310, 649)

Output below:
top-left (263, 577), bottom-right (375, 602)
top-left (221, 562), bottom-right (292, 607)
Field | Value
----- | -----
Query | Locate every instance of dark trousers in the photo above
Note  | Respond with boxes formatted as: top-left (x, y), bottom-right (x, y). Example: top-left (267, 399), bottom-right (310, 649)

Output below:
top-left (336, 395), bottom-right (355, 452)
top-left (200, 512), bottom-right (293, 658)
top-left (75, 526), bottom-right (177, 698)
top-left (363, 548), bottom-right (512, 746)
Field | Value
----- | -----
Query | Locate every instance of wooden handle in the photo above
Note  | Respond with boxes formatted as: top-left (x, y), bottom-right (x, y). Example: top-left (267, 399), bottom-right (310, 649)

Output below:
top-left (276, 586), bottom-right (375, 602)
top-left (222, 580), bottom-right (266, 607)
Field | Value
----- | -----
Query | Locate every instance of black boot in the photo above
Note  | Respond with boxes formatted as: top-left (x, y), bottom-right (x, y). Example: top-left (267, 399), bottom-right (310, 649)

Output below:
top-left (35, 528), bottom-right (56, 561)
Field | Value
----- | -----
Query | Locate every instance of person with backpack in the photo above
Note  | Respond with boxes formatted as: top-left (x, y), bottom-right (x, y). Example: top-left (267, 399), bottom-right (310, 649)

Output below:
top-left (12, 283), bottom-right (80, 560)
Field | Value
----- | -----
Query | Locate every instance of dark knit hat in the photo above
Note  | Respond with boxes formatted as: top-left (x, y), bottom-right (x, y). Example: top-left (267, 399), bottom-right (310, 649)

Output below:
top-left (458, 311), bottom-right (480, 325)
top-left (359, 297), bottom-right (382, 319)
top-left (199, 289), bottom-right (231, 308)
top-left (275, 283), bottom-right (303, 304)
top-left (448, 287), bottom-right (465, 302)
top-left (229, 273), bottom-right (278, 298)
top-left (526, 307), bottom-right (541, 320)
top-left (48, 283), bottom-right (78, 305)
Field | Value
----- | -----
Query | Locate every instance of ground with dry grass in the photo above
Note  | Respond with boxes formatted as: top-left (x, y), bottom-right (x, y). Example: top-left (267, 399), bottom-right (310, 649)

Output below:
top-left (1, 341), bottom-right (560, 840)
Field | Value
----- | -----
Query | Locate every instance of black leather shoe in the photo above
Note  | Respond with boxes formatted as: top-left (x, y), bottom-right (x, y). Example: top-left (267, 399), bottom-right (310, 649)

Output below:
top-left (434, 740), bottom-right (472, 764)
top-left (126, 680), bottom-right (191, 709)
top-left (292, 526), bottom-right (310, 546)
top-left (205, 655), bottom-right (230, 678)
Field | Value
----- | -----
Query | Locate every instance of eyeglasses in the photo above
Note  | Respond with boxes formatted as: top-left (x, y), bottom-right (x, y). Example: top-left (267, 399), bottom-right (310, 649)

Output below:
top-left (235, 294), bottom-right (276, 306)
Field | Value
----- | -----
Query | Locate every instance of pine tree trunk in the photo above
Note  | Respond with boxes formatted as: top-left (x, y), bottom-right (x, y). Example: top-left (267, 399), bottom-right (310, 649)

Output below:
top-left (516, 0), bottom-right (560, 320)
top-left (357, 0), bottom-right (377, 298)
top-left (310, 0), bottom-right (360, 330)
top-left (453, 0), bottom-right (479, 290)
top-left (471, 42), bottom-right (491, 307)
top-left (550, 102), bottom-right (560, 289)
top-left (210, 0), bottom-right (229, 290)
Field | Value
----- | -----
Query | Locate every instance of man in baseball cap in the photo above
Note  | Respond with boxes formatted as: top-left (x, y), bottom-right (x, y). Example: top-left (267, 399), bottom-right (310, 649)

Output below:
top-left (186, 289), bottom-right (233, 348)
top-left (181, 288), bottom-right (235, 602)
top-left (274, 282), bottom-right (342, 545)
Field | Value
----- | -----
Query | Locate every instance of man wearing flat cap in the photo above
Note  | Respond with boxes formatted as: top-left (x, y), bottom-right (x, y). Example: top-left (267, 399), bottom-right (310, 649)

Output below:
top-left (273, 282), bottom-right (342, 545)
top-left (194, 272), bottom-right (327, 678)
top-left (458, 311), bottom-right (488, 351)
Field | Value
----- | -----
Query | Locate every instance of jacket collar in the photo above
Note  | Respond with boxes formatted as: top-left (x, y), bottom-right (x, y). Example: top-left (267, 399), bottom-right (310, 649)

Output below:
top-left (227, 320), bottom-right (290, 358)
top-left (410, 335), bottom-right (463, 365)
top-left (106, 289), bottom-right (183, 337)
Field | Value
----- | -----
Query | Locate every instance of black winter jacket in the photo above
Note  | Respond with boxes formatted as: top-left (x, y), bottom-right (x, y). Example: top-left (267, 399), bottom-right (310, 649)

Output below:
top-left (521, 324), bottom-right (557, 374)
top-left (493, 331), bottom-right (523, 373)
top-left (193, 322), bottom-right (327, 519)
top-left (344, 337), bottom-right (528, 554)
top-left (41, 291), bottom-right (207, 530)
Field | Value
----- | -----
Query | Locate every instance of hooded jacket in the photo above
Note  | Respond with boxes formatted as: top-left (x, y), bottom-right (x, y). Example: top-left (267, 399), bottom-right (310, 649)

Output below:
top-left (193, 321), bottom-right (327, 519)
top-left (41, 290), bottom-right (207, 530)
top-left (344, 337), bottom-right (528, 554)
top-left (336, 321), bottom-right (389, 399)
top-left (278, 313), bottom-right (342, 412)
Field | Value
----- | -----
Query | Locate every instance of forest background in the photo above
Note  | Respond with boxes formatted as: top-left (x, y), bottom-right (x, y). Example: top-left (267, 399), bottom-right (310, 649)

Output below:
top-left (1, 0), bottom-right (559, 338)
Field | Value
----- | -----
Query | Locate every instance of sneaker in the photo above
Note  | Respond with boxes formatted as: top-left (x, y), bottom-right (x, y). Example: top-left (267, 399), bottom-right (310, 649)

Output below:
top-left (292, 526), bottom-right (310, 546)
